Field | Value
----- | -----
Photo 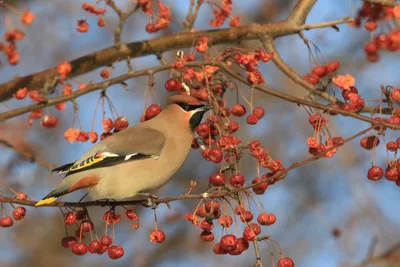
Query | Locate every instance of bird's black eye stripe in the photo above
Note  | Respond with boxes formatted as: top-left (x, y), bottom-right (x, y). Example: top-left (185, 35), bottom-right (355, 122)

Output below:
top-left (177, 102), bottom-right (203, 111)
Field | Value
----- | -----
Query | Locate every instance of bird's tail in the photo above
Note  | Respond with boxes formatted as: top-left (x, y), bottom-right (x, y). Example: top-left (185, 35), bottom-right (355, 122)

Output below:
top-left (35, 187), bottom-right (69, 207)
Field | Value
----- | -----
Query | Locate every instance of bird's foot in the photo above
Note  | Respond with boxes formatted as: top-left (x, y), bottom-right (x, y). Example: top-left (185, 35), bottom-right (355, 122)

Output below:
top-left (138, 192), bottom-right (159, 209)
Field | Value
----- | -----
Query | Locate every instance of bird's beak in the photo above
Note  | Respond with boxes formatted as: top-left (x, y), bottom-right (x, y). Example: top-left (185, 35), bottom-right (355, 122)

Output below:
top-left (200, 105), bottom-right (212, 112)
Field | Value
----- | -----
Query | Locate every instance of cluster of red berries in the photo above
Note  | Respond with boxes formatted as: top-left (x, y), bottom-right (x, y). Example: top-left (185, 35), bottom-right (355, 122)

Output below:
top-left (184, 199), bottom-right (293, 266)
top-left (61, 209), bottom-right (139, 259)
top-left (351, 1), bottom-right (400, 61)
top-left (363, 134), bottom-right (400, 186)
top-left (351, 1), bottom-right (394, 31)
top-left (232, 49), bottom-right (274, 85)
top-left (0, 6), bottom-right (35, 66)
top-left (303, 60), bottom-right (340, 85)
top-left (63, 117), bottom-right (128, 144)
top-left (143, 1), bottom-right (171, 33)
top-left (0, 192), bottom-right (28, 228)
top-left (209, 0), bottom-right (240, 28)
top-left (306, 112), bottom-right (345, 157)
top-left (78, 2), bottom-right (107, 32)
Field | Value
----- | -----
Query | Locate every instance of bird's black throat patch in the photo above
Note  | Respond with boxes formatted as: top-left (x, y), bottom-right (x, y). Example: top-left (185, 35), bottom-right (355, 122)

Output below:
top-left (189, 111), bottom-right (206, 130)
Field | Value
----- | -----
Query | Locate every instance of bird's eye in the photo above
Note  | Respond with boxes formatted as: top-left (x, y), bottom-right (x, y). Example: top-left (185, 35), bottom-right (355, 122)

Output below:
top-left (177, 102), bottom-right (202, 111)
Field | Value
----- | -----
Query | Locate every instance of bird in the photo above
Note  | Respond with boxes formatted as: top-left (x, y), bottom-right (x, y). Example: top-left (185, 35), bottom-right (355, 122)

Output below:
top-left (35, 94), bottom-right (212, 206)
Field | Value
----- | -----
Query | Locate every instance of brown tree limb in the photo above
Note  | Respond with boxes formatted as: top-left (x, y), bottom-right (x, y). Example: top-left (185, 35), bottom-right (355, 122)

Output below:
top-left (1, 60), bottom-right (398, 130)
top-left (287, 0), bottom-right (317, 25)
top-left (0, 126), bottom-right (373, 208)
top-left (261, 38), bottom-right (390, 115)
top-left (0, 3), bottom-right (350, 102)
top-left (0, 139), bottom-right (56, 170)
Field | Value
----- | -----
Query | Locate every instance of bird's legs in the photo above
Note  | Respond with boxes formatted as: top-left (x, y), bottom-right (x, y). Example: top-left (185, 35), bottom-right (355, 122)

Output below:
top-left (137, 192), bottom-right (159, 208)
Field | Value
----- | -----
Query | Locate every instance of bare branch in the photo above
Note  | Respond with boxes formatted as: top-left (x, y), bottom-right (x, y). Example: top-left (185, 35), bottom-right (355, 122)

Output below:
top-left (0, 139), bottom-right (56, 170)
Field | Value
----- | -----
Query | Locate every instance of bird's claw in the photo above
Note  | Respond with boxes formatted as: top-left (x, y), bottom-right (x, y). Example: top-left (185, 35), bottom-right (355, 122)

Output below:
top-left (138, 192), bottom-right (159, 209)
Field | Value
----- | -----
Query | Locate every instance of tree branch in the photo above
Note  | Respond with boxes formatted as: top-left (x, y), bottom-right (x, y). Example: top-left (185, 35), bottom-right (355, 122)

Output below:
top-left (0, 8), bottom-right (352, 102)
top-left (287, 0), bottom-right (317, 25)
top-left (0, 126), bottom-right (374, 208)
top-left (1, 60), bottom-right (397, 130)
top-left (0, 139), bottom-right (56, 170)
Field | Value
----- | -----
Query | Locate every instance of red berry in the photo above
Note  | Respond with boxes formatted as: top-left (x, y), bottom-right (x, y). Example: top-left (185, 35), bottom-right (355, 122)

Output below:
top-left (88, 240), bottom-right (102, 254)
top-left (304, 74), bottom-right (319, 85)
top-left (240, 211), bottom-right (254, 223)
top-left (231, 104), bottom-right (246, 117)
top-left (220, 234), bottom-right (238, 252)
top-left (200, 231), bottom-right (214, 242)
top-left (101, 235), bottom-right (112, 246)
top-left (145, 23), bottom-right (156, 33)
top-left (199, 220), bottom-right (214, 231)
top-left (126, 209), bottom-right (138, 220)
top-left (16, 192), bottom-right (27, 200)
top-left (229, 238), bottom-right (249, 255)
top-left (213, 242), bottom-right (228, 255)
top-left (386, 141), bottom-right (397, 152)
top-left (98, 245), bottom-right (109, 255)
top-left (230, 173), bottom-right (245, 188)
top-left (165, 78), bottom-right (181, 92)
top-left (364, 41), bottom-right (378, 54)
top-left (327, 60), bottom-right (340, 72)
top-left (208, 148), bottom-right (223, 163)
top-left (250, 223), bottom-right (261, 235)
top-left (64, 212), bottom-right (76, 225)
top-left (360, 136), bottom-right (380, 150)
top-left (252, 177), bottom-right (268, 195)
top-left (367, 53), bottom-right (379, 62)
top-left (265, 214), bottom-right (276, 225)
top-left (145, 104), bottom-right (162, 120)
top-left (102, 118), bottom-right (114, 133)
top-left (12, 207), bottom-right (26, 220)
top-left (205, 200), bottom-right (220, 213)
top-left (80, 220), bottom-right (94, 232)
top-left (367, 166), bottom-right (383, 181)
top-left (257, 213), bottom-right (269, 225)
top-left (225, 121), bottom-right (239, 133)
top-left (150, 229), bottom-right (166, 243)
top-left (218, 215), bottom-right (233, 227)
top-left (364, 20), bottom-right (377, 32)
top-left (195, 205), bottom-right (207, 217)
top-left (243, 227), bottom-right (257, 241)
top-left (88, 131), bottom-right (98, 143)
top-left (71, 242), bottom-right (87, 256)
top-left (196, 122), bottom-right (211, 137)
top-left (246, 114), bottom-right (258, 125)
top-left (278, 257), bottom-right (295, 267)
top-left (41, 115), bottom-right (58, 128)
top-left (114, 116), bottom-right (129, 131)
top-left (252, 107), bottom-right (265, 119)
top-left (202, 148), bottom-right (211, 161)
top-left (61, 236), bottom-right (77, 248)
top-left (108, 245), bottom-right (124, 259)
top-left (75, 210), bottom-right (86, 220)
top-left (312, 65), bottom-right (327, 78)
top-left (0, 217), bottom-right (13, 227)
top-left (100, 68), bottom-right (110, 79)
top-left (385, 165), bottom-right (399, 181)
top-left (209, 172), bottom-right (226, 186)
top-left (342, 87), bottom-right (358, 100)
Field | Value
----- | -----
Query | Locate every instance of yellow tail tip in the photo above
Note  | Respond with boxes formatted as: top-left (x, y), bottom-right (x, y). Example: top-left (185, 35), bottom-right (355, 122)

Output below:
top-left (35, 197), bottom-right (57, 207)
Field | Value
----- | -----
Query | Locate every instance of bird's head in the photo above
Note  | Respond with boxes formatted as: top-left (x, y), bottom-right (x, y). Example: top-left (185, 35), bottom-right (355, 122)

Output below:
top-left (166, 95), bottom-right (212, 130)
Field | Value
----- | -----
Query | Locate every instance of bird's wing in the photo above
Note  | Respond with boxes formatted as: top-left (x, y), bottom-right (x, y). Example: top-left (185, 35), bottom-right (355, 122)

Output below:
top-left (53, 128), bottom-right (166, 176)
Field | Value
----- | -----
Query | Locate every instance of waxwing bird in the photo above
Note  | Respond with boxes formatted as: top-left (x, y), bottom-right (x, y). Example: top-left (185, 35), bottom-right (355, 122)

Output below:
top-left (35, 95), bottom-right (211, 206)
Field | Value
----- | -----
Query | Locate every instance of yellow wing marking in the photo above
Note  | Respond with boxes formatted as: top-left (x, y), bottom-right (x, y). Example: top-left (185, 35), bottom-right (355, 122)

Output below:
top-left (35, 197), bottom-right (57, 207)
top-left (69, 156), bottom-right (105, 171)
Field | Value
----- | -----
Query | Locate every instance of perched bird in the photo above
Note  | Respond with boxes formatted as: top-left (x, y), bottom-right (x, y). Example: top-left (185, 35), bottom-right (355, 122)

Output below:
top-left (35, 95), bottom-right (211, 206)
